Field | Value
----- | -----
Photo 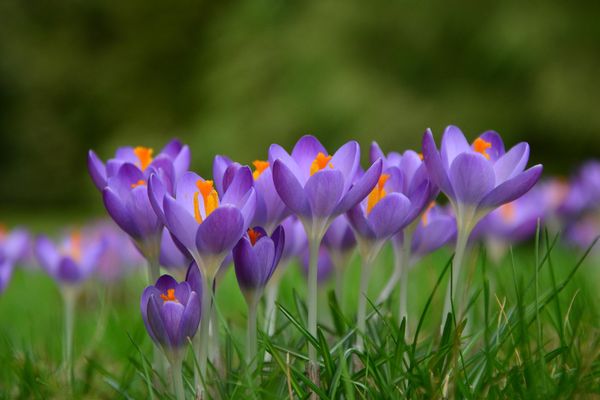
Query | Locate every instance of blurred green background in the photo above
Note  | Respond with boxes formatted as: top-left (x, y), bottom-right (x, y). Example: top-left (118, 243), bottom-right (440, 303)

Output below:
top-left (1, 0), bottom-right (600, 217)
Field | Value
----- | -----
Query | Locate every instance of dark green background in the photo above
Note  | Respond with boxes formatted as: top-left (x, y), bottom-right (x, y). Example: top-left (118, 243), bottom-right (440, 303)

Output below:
top-left (1, 0), bottom-right (599, 215)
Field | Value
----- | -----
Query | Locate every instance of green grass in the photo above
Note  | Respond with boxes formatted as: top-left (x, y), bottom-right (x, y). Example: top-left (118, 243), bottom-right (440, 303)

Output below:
top-left (1, 233), bottom-right (599, 399)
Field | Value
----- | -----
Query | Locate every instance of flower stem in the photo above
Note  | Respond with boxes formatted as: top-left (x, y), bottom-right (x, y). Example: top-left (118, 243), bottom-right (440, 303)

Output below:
top-left (264, 281), bottom-right (279, 337)
top-left (195, 271), bottom-right (214, 397)
top-left (306, 237), bottom-right (321, 392)
top-left (356, 256), bottom-right (373, 351)
top-left (441, 224), bottom-right (470, 332)
top-left (62, 288), bottom-right (77, 392)
top-left (398, 231), bottom-right (412, 337)
top-left (170, 356), bottom-right (185, 400)
top-left (246, 298), bottom-right (258, 367)
top-left (376, 242), bottom-right (402, 305)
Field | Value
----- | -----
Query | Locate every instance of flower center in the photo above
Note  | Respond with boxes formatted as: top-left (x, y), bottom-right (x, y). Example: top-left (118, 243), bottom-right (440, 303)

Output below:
top-left (160, 288), bottom-right (179, 303)
top-left (252, 160), bottom-right (269, 180)
top-left (131, 179), bottom-right (147, 189)
top-left (248, 228), bottom-right (262, 246)
top-left (421, 201), bottom-right (436, 226)
top-left (500, 202), bottom-right (516, 222)
top-left (133, 146), bottom-right (154, 171)
top-left (310, 152), bottom-right (333, 176)
top-left (472, 138), bottom-right (492, 160)
top-left (366, 174), bottom-right (390, 214)
top-left (193, 180), bottom-right (220, 224)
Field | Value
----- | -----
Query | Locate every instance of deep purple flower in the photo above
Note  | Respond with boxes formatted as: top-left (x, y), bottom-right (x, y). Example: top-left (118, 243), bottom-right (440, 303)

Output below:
top-left (301, 246), bottom-right (334, 284)
top-left (214, 156), bottom-right (289, 233)
top-left (346, 166), bottom-right (430, 247)
top-left (88, 139), bottom-right (190, 192)
top-left (149, 165), bottom-right (256, 278)
top-left (233, 226), bottom-right (285, 298)
top-left (422, 126), bottom-right (543, 229)
top-left (140, 274), bottom-right (201, 358)
top-left (270, 135), bottom-right (382, 240)
top-left (410, 203), bottom-right (456, 262)
top-left (35, 231), bottom-right (105, 285)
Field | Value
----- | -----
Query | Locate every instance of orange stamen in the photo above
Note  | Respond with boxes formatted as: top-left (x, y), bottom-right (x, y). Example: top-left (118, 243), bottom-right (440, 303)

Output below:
top-left (133, 146), bottom-right (154, 171)
top-left (193, 180), bottom-right (220, 224)
top-left (418, 152), bottom-right (424, 161)
top-left (70, 232), bottom-right (82, 262)
top-left (248, 228), bottom-right (262, 246)
top-left (252, 160), bottom-right (269, 180)
top-left (160, 288), bottom-right (178, 303)
top-left (310, 152), bottom-right (333, 176)
top-left (366, 174), bottom-right (390, 214)
top-left (421, 201), bottom-right (436, 226)
top-left (473, 138), bottom-right (492, 160)
top-left (500, 203), bottom-right (516, 222)
top-left (131, 179), bottom-right (147, 188)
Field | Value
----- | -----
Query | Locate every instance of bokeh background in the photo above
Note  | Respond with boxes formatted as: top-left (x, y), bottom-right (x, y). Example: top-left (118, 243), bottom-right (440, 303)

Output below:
top-left (2, 0), bottom-right (600, 219)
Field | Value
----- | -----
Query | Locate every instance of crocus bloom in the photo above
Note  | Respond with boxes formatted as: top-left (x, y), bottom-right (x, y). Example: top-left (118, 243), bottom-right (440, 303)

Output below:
top-left (214, 155), bottom-right (289, 233)
top-left (422, 126), bottom-right (542, 324)
top-left (233, 226), bottom-right (285, 300)
top-left (35, 231), bottom-right (105, 286)
top-left (422, 126), bottom-right (543, 231)
top-left (159, 228), bottom-right (192, 274)
top-left (270, 135), bottom-right (382, 241)
top-left (88, 139), bottom-right (190, 192)
top-left (149, 166), bottom-right (256, 279)
top-left (323, 215), bottom-right (356, 298)
top-left (0, 227), bottom-right (31, 292)
top-left (565, 215), bottom-right (600, 253)
top-left (140, 274), bottom-right (201, 360)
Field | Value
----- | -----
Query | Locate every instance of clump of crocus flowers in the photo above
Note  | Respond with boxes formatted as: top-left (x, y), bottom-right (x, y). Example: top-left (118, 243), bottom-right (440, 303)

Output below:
top-left (77, 127), bottom-right (550, 398)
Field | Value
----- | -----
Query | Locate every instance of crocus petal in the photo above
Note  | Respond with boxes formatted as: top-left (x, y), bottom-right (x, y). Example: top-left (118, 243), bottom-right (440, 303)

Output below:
top-left (160, 139), bottom-right (183, 159)
top-left (0, 262), bottom-right (14, 293)
top-left (412, 217), bottom-right (456, 257)
top-left (160, 228), bottom-right (191, 270)
top-left (222, 166), bottom-right (254, 206)
top-left (367, 192), bottom-right (411, 238)
top-left (238, 188), bottom-right (257, 229)
top-left (478, 165), bottom-right (543, 210)
top-left (147, 295), bottom-right (171, 347)
top-left (449, 153), bottom-right (496, 205)
top-left (196, 205), bottom-right (245, 255)
top-left (404, 180), bottom-right (431, 224)
top-left (155, 274), bottom-right (178, 292)
top-left (304, 169), bottom-right (345, 218)
top-left (291, 135), bottom-right (327, 182)
top-left (161, 300), bottom-right (185, 346)
top-left (109, 163), bottom-right (146, 199)
top-left (268, 144), bottom-right (302, 180)
top-left (493, 142), bottom-right (530, 184)
top-left (346, 204), bottom-right (375, 239)
top-left (177, 291), bottom-right (201, 345)
top-left (174, 281), bottom-right (191, 305)
top-left (334, 159), bottom-right (383, 215)
top-left (272, 160), bottom-right (311, 217)
top-left (422, 129), bottom-right (455, 199)
top-left (369, 141), bottom-right (385, 164)
top-left (126, 186), bottom-right (161, 237)
top-left (440, 125), bottom-right (470, 167)
top-left (233, 237), bottom-right (260, 289)
top-left (148, 174), bottom-right (167, 223)
top-left (252, 236), bottom-right (276, 285)
top-left (103, 187), bottom-right (139, 238)
top-left (330, 141), bottom-right (359, 192)
top-left (175, 171), bottom-right (204, 216)
top-left (163, 195), bottom-right (198, 251)
top-left (270, 225), bottom-right (285, 273)
top-left (88, 150), bottom-right (107, 191)
top-left (213, 155), bottom-right (233, 195)
top-left (172, 145), bottom-right (191, 180)
top-left (35, 236), bottom-right (60, 274)
top-left (185, 262), bottom-right (203, 296)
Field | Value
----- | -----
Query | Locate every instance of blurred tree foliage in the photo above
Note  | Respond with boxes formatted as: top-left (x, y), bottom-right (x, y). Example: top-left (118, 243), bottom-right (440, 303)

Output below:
top-left (1, 0), bottom-right (599, 211)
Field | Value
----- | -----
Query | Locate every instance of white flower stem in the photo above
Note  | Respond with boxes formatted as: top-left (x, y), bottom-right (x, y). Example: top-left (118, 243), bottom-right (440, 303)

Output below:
top-left (62, 287), bottom-right (77, 392)
top-left (441, 221), bottom-right (471, 332)
top-left (356, 254), bottom-right (373, 351)
top-left (170, 355), bottom-right (185, 400)
top-left (246, 297), bottom-right (259, 367)
top-left (306, 236), bottom-right (321, 394)
top-left (195, 270), bottom-right (214, 398)
top-left (376, 242), bottom-right (403, 305)
top-left (264, 280), bottom-right (280, 337)
top-left (398, 231), bottom-right (412, 337)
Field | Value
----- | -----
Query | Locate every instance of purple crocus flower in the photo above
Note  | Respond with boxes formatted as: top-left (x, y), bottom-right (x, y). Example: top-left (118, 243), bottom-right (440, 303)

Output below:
top-left (88, 139), bottom-right (190, 192)
top-left (565, 215), bottom-right (600, 252)
top-left (214, 156), bottom-right (289, 233)
top-left (323, 215), bottom-right (356, 298)
top-left (233, 226), bottom-right (285, 299)
top-left (90, 222), bottom-right (144, 282)
top-left (149, 165), bottom-right (256, 279)
top-left (35, 231), bottom-right (105, 286)
top-left (270, 135), bottom-right (382, 241)
top-left (140, 273), bottom-right (201, 360)
top-left (422, 126), bottom-right (543, 230)
top-left (422, 125), bottom-right (542, 325)
top-left (0, 227), bottom-right (31, 291)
